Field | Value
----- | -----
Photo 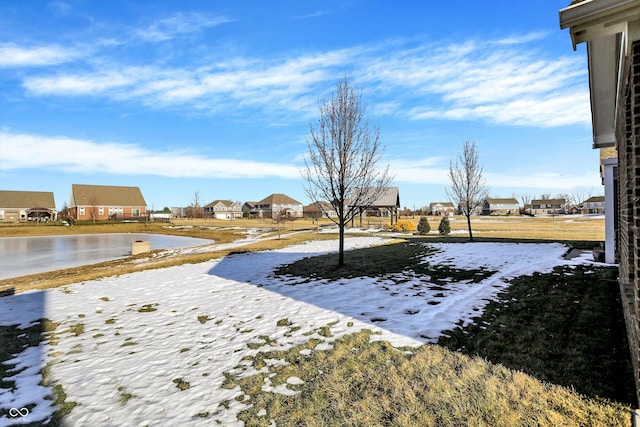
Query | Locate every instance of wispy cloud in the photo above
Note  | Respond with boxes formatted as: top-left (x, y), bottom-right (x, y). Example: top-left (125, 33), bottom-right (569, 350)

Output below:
top-left (0, 131), bottom-right (300, 179)
top-left (0, 43), bottom-right (81, 68)
top-left (389, 158), bottom-right (599, 191)
top-left (15, 31), bottom-right (589, 127)
top-left (135, 12), bottom-right (232, 42)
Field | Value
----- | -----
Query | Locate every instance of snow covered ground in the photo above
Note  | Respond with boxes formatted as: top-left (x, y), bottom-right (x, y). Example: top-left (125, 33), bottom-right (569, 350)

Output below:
top-left (0, 236), bottom-right (599, 426)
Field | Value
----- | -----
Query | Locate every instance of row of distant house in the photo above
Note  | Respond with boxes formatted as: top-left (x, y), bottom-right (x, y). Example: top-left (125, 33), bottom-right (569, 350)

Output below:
top-left (428, 197), bottom-right (606, 216)
top-left (0, 185), bottom-right (404, 223)
top-left (0, 185), bottom-right (605, 223)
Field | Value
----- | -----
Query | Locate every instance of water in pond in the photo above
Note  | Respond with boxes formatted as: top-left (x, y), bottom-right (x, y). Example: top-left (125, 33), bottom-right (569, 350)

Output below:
top-left (0, 234), bottom-right (212, 280)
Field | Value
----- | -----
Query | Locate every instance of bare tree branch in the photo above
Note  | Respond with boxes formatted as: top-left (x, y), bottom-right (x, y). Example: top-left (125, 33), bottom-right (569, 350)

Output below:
top-left (302, 78), bottom-right (393, 266)
top-left (446, 141), bottom-right (489, 241)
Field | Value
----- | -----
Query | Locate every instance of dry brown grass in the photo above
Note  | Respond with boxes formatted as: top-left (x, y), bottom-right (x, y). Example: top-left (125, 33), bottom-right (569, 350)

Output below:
top-left (224, 329), bottom-right (632, 426)
top-left (400, 215), bottom-right (604, 241)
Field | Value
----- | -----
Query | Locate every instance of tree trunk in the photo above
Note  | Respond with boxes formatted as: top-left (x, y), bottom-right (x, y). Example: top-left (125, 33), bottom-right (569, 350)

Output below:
top-left (466, 213), bottom-right (473, 241)
top-left (338, 221), bottom-right (345, 266)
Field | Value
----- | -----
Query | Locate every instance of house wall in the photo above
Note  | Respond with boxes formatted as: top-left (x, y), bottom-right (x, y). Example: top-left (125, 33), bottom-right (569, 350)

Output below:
top-left (71, 206), bottom-right (147, 221)
top-left (617, 39), bottom-right (640, 402)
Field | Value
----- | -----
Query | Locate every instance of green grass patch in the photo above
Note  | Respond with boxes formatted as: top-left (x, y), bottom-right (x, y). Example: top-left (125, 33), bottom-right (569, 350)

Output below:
top-left (276, 318), bottom-right (291, 327)
top-left (273, 240), bottom-right (493, 284)
top-left (67, 323), bottom-right (84, 336)
top-left (137, 303), bottom-right (158, 313)
top-left (173, 377), bottom-right (191, 391)
top-left (197, 315), bottom-right (212, 324)
top-left (438, 264), bottom-right (636, 405)
top-left (117, 385), bottom-right (134, 406)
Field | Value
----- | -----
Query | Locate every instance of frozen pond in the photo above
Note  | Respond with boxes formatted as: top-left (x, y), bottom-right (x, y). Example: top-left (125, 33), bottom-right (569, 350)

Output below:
top-left (0, 234), bottom-right (213, 280)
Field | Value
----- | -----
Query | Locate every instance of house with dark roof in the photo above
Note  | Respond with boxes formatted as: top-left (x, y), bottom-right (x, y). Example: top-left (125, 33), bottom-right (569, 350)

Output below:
top-left (482, 198), bottom-right (520, 215)
top-left (69, 184), bottom-right (147, 221)
top-left (250, 193), bottom-right (303, 219)
top-left (429, 202), bottom-right (455, 216)
top-left (203, 200), bottom-right (243, 220)
top-left (0, 190), bottom-right (56, 221)
top-left (303, 201), bottom-right (338, 219)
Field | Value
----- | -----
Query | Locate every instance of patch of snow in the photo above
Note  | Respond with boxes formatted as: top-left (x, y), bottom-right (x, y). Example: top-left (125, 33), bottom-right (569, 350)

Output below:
top-left (0, 237), bottom-right (597, 426)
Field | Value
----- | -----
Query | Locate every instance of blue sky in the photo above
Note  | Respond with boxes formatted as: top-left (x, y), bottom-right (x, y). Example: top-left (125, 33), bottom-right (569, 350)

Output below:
top-left (0, 1), bottom-right (596, 211)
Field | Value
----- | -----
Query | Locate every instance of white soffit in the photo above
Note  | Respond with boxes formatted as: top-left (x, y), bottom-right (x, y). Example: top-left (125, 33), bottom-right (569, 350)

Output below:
top-left (560, 0), bottom-right (640, 48)
top-left (588, 34), bottom-right (619, 148)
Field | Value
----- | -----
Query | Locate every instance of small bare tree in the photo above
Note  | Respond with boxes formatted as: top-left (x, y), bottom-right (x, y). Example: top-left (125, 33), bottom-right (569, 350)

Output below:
top-left (302, 78), bottom-right (392, 266)
top-left (519, 193), bottom-right (533, 215)
top-left (88, 197), bottom-right (99, 223)
top-left (187, 191), bottom-right (203, 219)
top-left (446, 141), bottom-right (489, 241)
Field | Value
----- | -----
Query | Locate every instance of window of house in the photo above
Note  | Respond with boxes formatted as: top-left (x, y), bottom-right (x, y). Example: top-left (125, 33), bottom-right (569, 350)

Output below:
top-left (132, 209), bottom-right (140, 216)
top-left (79, 207), bottom-right (85, 216)
top-left (99, 207), bottom-right (104, 215)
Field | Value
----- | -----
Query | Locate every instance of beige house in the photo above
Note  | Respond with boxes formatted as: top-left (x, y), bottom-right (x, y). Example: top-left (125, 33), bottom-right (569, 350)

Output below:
top-left (482, 198), bottom-right (520, 215)
top-left (203, 200), bottom-right (243, 220)
top-left (69, 184), bottom-right (147, 221)
top-left (560, 0), bottom-right (640, 403)
top-left (580, 196), bottom-right (605, 215)
top-left (429, 202), bottom-right (455, 216)
top-left (528, 199), bottom-right (566, 216)
top-left (0, 190), bottom-right (56, 221)
top-left (250, 194), bottom-right (303, 219)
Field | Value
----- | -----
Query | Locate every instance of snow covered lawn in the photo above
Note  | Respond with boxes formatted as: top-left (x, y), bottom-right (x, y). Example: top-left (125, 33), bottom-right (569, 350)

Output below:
top-left (0, 237), bottom-right (597, 426)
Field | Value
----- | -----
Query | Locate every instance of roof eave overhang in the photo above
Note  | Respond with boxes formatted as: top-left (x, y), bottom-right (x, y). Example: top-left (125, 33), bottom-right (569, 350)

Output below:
top-left (559, 0), bottom-right (640, 150)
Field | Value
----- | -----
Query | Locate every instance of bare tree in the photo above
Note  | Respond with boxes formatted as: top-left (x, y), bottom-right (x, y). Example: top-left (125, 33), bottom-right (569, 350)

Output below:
top-left (187, 191), bottom-right (202, 219)
top-left (302, 78), bottom-right (393, 266)
top-left (446, 141), bottom-right (489, 241)
top-left (88, 197), bottom-right (99, 223)
top-left (519, 193), bottom-right (533, 215)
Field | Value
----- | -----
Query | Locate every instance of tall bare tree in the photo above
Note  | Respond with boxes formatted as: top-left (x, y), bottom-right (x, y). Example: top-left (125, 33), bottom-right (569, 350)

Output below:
top-left (446, 141), bottom-right (489, 241)
top-left (302, 78), bottom-right (392, 266)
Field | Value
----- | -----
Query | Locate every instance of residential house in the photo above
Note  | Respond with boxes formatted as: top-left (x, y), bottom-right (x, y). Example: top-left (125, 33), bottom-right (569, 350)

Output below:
top-left (560, 0), bottom-right (640, 402)
top-left (429, 202), bottom-right (455, 216)
top-left (351, 187), bottom-right (400, 226)
top-left (0, 190), bottom-right (56, 222)
top-left (482, 198), bottom-right (520, 215)
top-left (203, 200), bottom-right (243, 220)
top-left (242, 202), bottom-right (256, 217)
top-left (303, 201), bottom-right (338, 219)
top-left (580, 196), bottom-right (605, 215)
top-left (528, 199), bottom-right (566, 216)
top-left (69, 184), bottom-right (147, 221)
top-left (250, 194), bottom-right (303, 219)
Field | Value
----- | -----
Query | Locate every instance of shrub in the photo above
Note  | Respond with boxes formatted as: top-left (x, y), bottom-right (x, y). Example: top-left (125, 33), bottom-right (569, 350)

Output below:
top-left (438, 216), bottom-right (451, 235)
top-left (390, 221), bottom-right (416, 233)
top-left (417, 217), bottom-right (430, 235)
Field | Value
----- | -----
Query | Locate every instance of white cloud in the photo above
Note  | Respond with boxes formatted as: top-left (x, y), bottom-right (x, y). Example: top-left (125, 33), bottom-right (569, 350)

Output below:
top-left (0, 43), bottom-right (80, 68)
top-left (15, 32), bottom-right (590, 128)
top-left (135, 13), bottom-right (232, 42)
top-left (0, 131), bottom-right (300, 179)
top-left (389, 157), bottom-right (600, 191)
